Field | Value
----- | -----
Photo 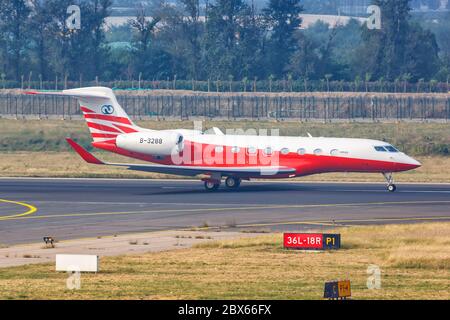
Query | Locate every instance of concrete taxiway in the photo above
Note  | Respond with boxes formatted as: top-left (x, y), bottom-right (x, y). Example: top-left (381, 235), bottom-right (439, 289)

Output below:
top-left (0, 178), bottom-right (449, 245)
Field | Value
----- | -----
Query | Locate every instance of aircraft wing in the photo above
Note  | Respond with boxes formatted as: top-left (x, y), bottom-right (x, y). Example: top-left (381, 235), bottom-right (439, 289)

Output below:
top-left (66, 138), bottom-right (296, 177)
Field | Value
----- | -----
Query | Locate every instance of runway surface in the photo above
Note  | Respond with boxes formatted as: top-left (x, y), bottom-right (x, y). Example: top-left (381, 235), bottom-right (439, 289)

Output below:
top-left (0, 178), bottom-right (449, 245)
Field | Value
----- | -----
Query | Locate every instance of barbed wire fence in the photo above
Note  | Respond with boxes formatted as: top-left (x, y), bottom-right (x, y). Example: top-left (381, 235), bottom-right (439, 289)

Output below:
top-left (2, 78), bottom-right (450, 94)
top-left (0, 93), bottom-right (449, 122)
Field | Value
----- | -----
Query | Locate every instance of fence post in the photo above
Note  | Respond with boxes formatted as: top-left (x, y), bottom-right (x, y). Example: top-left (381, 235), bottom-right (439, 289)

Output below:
top-left (15, 95), bottom-right (18, 119)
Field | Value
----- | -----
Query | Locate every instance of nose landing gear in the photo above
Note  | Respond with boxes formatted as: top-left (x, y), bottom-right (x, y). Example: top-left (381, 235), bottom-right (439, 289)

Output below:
top-left (387, 184), bottom-right (397, 192)
top-left (382, 172), bottom-right (397, 192)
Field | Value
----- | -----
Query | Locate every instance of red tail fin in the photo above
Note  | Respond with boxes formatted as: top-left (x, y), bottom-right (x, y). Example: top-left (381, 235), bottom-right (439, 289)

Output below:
top-left (25, 87), bottom-right (140, 144)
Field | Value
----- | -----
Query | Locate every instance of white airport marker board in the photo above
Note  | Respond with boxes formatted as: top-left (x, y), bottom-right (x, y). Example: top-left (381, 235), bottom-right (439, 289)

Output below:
top-left (56, 254), bottom-right (99, 272)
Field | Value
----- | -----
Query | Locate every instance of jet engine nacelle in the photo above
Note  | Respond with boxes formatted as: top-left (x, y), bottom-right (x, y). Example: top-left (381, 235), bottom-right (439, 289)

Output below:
top-left (116, 131), bottom-right (183, 156)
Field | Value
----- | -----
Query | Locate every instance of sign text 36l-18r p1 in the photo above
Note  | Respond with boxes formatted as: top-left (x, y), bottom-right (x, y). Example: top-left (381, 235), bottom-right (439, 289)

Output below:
top-left (283, 233), bottom-right (341, 250)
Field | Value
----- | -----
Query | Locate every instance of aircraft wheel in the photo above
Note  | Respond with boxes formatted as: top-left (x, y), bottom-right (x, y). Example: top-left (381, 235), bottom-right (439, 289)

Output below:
top-left (225, 177), bottom-right (241, 189)
top-left (387, 184), bottom-right (397, 192)
top-left (204, 180), bottom-right (220, 192)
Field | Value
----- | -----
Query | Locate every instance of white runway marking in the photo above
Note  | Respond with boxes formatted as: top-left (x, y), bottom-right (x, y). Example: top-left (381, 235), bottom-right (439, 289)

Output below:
top-left (31, 201), bottom-right (249, 206)
top-left (397, 190), bottom-right (450, 193)
top-left (336, 189), bottom-right (450, 194)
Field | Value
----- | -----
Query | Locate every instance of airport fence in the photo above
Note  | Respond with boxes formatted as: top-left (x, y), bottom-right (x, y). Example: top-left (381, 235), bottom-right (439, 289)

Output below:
top-left (0, 92), bottom-right (449, 122)
top-left (3, 79), bottom-right (450, 93)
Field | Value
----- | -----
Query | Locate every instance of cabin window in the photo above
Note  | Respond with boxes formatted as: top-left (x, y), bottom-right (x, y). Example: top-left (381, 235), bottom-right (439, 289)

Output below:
top-left (263, 147), bottom-right (273, 155)
top-left (297, 148), bottom-right (306, 155)
top-left (374, 146), bottom-right (387, 152)
top-left (280, 148), bottom-right (290, 155)
top-left (314, 148), bottom-right (323, 155)
top-left (247, 146), bottom-right (257, 155)
top-left (231, 146), bottom-right (240, 153)
top-left (215, 146), bottom-right (223, 153)
top-left (330, 149), bottom-right (339, 156)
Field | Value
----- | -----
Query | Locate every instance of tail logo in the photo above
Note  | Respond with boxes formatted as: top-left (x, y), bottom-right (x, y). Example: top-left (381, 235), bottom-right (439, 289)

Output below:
top-left (101, 105), bottom-right (115, 115)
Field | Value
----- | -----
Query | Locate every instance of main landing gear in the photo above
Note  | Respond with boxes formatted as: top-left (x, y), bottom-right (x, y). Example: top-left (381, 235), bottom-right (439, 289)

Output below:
top-left (225, 176), bottom-right (241, 189)
top-left (203, 176), bottom-right (242, 191)
top-left (382, 172), bottom-right (397, 192)
top-left (204, 180), bottom-right (220, 191)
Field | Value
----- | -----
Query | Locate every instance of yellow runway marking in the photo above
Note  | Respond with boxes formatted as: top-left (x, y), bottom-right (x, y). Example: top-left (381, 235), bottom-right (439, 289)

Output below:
top-left (0, 200), bottom-right (449, 222)
top-left (0, 199), bottom-right (37, 220)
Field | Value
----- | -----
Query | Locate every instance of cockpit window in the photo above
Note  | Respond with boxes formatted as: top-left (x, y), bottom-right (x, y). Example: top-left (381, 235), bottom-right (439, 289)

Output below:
top-left (384, 145), bottom-right (399, 152)
top-left (374, 146), bottom-right (387, 152)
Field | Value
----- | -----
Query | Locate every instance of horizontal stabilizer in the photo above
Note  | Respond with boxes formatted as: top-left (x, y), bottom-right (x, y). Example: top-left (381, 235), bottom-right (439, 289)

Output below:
top-left (25, 88), bottom-right (110, 100)
top-left (66, 138), bottom-right (104, 165)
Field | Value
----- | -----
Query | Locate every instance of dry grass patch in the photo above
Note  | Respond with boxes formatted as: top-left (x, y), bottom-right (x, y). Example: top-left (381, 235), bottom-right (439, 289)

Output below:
top-left (0, 152), bottom-right (177, 179)
top-left (0, 223), bottom-right (449, 300)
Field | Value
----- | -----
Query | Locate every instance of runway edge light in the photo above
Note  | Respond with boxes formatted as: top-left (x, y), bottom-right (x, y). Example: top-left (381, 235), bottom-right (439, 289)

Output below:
top-left (283, 233), bottom-right (341, 250)
top-left (43, 236), bottom-right (55, 248)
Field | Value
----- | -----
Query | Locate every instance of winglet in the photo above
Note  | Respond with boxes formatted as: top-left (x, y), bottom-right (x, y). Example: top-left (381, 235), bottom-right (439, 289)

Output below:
top-left (66, 138), bottom-right (104, 165)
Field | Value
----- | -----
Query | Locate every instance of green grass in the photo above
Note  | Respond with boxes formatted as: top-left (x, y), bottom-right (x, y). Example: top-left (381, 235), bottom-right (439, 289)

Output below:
top-left (0, 119), bottom-right (449, 156)
top-left (0, 223), bottom-right (449, 300)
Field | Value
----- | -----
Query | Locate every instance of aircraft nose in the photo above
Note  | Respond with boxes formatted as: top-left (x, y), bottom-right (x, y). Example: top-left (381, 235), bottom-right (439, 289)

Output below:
top-left (404, 156), bottom-right (421, 169)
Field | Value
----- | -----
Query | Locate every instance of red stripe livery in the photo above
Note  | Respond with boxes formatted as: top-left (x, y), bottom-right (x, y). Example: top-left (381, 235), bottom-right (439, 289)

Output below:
top-left (84, 113), bottom-right (133, 125)
top-left (87, 122), bottom-right (122, 133)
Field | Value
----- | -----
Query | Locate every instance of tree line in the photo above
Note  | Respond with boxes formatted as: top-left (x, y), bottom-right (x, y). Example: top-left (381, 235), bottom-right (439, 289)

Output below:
top-left (0, 0), bottom-right (448, 90)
